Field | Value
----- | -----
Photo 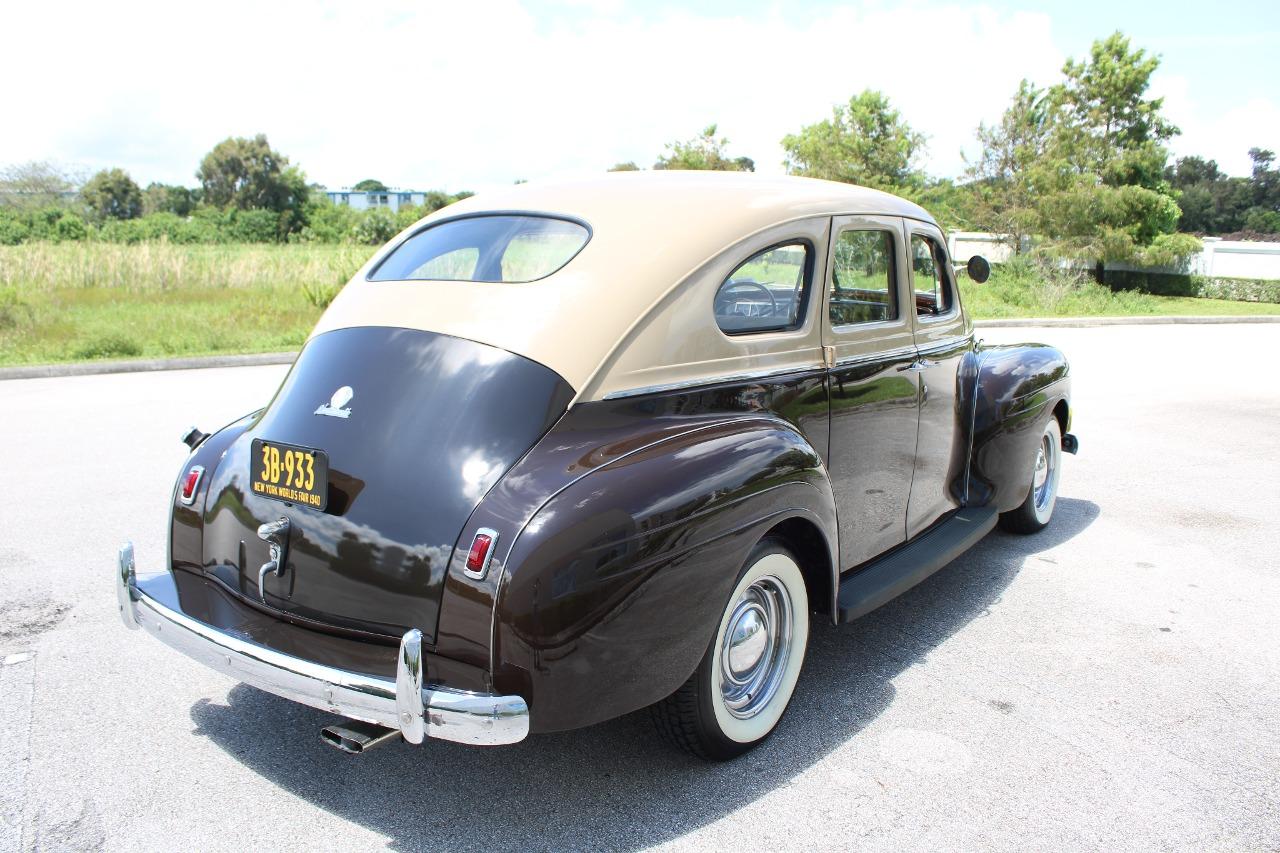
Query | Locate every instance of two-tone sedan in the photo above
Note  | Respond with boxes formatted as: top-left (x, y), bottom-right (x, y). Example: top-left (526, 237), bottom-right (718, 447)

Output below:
top-left (117, 172), bottom-right (1076, 760)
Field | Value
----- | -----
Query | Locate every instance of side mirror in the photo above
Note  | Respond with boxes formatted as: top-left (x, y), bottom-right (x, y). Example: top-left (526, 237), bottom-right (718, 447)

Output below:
top-left (965, 255), bottom-right (991, 284)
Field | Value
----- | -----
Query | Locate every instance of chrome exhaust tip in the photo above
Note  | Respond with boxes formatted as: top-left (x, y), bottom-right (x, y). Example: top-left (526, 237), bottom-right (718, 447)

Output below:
top-left (320, 720), bottom-right (401, 755)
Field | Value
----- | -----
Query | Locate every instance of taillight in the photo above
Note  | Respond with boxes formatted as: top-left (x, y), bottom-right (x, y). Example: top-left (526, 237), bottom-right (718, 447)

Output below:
top-left (464, 528), bottom-right (499, 578)
top-left (179, 465), bottom-right (204, 505)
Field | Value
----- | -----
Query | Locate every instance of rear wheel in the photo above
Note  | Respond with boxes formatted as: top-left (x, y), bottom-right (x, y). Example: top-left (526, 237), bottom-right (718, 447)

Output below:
top-left (999, 417), bottom-right (1063, 534)
top-left (651, 537), bottom-right (809, 760)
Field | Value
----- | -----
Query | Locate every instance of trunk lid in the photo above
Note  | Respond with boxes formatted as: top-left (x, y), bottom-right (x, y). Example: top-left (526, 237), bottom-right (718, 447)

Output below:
top-left (200, 326), bottom-right (573, 641)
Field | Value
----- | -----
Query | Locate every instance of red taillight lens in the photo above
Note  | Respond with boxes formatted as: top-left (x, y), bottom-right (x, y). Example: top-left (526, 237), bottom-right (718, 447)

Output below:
top-left (465, 530), bottom-right (496, 576)
top-left (179, 466), bottom-right (204, 505)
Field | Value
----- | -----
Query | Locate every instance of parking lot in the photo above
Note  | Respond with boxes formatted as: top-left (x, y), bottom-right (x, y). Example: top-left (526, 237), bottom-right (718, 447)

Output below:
top-left (2, 323), bottom-right (1277, 851)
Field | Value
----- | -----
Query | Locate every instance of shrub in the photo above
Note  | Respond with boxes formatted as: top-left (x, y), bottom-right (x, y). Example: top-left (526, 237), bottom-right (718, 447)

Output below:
top-left (226, 209), bottom-right (282, 243)
top-left (1193, 276), bottom-right (1280, 304)
top-left (0, 211), bottom-right (29, 245)
top-left (352, 207), bottom-right (399, 245)
top-left (72, 334), bottom-right (142, 359)
top-left (1102, 268), bottom-right (1196, 297)
top-left (295, 201), bottom-right (358, 244)
top-left (55, 213), bottom-right (87, 241)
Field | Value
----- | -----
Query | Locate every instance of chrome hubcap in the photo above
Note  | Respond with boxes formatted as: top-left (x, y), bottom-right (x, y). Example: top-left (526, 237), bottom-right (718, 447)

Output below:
top-left (720, 575), bottom-right (792, 720)
top-left (1033, 430), bottom-right (1059, 514)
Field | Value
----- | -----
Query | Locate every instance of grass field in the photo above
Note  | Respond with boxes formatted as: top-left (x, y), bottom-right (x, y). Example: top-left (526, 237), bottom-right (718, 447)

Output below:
top-left (0, 242), bottom-right (1277, 367)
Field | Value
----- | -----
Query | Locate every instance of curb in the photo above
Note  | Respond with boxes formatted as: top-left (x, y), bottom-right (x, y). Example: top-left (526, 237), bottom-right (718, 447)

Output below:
top-left (974, 315), bottom-right (1280, 328)
top-left (0, 352), bottom-right (296, 381)
top-left (2, 314), bottom-right (1277, 381)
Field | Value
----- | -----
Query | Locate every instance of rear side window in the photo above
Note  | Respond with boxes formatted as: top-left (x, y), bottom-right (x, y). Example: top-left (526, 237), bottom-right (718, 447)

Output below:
top-left (714, 242), bottom-right (811, 335)
top-left (370, 215), bottom-right (589, 283)
top-left (911, 234), bottom-right (953, 316)
top-left (830, 230), bottom-right (897, 326)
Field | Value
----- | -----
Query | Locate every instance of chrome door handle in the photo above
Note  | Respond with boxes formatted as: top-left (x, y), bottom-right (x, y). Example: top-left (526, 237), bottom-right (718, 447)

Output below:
top-left (897, 361), bottom-right (926, 372)
top-left (256, 517), bottom-right (290, 603)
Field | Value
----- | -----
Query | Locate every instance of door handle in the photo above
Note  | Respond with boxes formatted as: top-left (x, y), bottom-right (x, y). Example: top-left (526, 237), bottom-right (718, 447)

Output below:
top-left (897, 361), bottom-right (926, 373)
top-left (256, 517), bottom-right (290, 603)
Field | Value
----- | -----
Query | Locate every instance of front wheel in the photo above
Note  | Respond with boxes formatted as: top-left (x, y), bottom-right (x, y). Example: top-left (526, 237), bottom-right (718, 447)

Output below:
top-left (999, 417), bottom-right (1063, 534)
top-left (651, 537), bottom-right (809, 760)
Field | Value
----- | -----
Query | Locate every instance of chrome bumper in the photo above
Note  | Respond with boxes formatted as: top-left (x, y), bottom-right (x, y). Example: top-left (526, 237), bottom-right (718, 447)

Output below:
top-left (116, 542), bottom-right (528, 747)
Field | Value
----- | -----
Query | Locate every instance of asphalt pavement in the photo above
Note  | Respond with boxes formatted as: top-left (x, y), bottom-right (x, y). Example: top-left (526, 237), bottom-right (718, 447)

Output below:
top-left (1, 324), bottom-right (1277, 851)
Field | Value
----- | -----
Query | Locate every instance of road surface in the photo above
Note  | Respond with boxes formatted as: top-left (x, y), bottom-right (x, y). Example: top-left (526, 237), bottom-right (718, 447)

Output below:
top-left (1, 324), bottom-right (1277, 851)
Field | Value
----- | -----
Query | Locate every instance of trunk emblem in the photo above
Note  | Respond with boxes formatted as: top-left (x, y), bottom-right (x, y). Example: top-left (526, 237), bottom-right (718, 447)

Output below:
top-left (315, 386), bottom-right (354, 419)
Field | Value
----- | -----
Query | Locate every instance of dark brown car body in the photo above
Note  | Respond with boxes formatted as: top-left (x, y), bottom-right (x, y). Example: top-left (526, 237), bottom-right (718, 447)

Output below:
top-left (121, 174), bottom-right (1075, 746)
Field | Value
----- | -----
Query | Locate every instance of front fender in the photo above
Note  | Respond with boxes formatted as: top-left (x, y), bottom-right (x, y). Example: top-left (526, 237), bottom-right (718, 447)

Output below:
top-left (967, 342), bottom-right (1071, 511)
top-left (492, 417), bottom-right (836, 733)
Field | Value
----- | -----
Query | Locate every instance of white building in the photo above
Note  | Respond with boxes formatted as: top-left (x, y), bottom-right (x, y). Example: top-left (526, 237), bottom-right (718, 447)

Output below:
top-left (325, 189), bottom-right (429, 213)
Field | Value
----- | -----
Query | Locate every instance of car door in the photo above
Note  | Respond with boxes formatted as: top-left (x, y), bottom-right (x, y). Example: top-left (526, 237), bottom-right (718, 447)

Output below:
top-left (822, 215), bottom-right (920, 570)
top-left (903, 221), bottom-right (975, 538)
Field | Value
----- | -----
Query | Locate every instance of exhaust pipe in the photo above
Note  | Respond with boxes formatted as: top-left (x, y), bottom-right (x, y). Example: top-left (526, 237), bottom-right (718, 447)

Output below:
top-left (320, 720), bottom-right (402, 754)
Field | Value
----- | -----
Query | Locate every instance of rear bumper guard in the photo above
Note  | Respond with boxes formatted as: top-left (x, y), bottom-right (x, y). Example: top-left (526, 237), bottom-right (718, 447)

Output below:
top-left (116, 542), bottom-right (528, 747)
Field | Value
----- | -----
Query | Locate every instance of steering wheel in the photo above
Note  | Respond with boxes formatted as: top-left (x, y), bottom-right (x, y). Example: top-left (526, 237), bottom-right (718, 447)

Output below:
top-left (715, 280), bottom-right (778, 318)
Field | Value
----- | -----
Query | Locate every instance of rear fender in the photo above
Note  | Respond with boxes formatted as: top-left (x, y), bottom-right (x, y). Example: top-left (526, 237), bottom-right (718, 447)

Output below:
top-left (169, 412), bottom-right (257, 574)
top-left (492, 417), bottom-right (836, 733)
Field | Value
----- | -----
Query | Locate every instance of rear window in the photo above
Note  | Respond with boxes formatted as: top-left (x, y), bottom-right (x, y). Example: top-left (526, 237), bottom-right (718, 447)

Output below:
top-left (369, 215), bottom-right (589, 283)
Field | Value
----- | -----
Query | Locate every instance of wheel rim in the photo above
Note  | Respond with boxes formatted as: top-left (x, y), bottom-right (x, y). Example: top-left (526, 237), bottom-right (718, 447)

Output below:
top-left (1032, 425), bottom-right (1061, 522)
top-left (719, 575), bottom-right (793, 720)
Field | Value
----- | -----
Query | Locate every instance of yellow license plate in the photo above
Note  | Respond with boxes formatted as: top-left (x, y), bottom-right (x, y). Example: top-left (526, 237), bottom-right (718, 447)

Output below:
top-left (250, 439), bottom-right (329, 510)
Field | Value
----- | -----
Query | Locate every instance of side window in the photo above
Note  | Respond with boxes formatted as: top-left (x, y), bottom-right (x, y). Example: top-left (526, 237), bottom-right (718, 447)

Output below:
top-left (911, 235), bottom-right (953, 317)
top-left (714, 242), bottom-right (810, 335)
top-left (830, 230), bottom-right (897, 326)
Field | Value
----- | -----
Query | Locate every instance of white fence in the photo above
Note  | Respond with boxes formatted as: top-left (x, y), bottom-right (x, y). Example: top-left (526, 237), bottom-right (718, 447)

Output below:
top-left (947, 232), bottom-right (1280, 281)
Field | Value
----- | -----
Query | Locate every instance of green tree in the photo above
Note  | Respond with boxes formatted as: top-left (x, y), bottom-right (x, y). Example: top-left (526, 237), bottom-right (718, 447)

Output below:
top-left (964, 80), bottom-right (1052, 252)
top-left (1033, 32), bottom-right (1199, 266)
top-left (80, 168), bottom-right (143, 220)
top-left (654, 125), bottom-right (754, 171)
top-left (781, 90), bottom-right (925, 192)
top-left (353, 178), bottom-right (388, 192)
top-left (608, 161), bottom-right (640, 172)
top-left (142, 182), bottom-right (198, 217)
top-left (196, 135), bottom-right (308, 236)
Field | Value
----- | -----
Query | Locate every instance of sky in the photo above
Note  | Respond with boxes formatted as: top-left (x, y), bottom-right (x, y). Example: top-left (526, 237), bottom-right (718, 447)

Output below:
top-left (2, 0), bottom-right (1277, 194)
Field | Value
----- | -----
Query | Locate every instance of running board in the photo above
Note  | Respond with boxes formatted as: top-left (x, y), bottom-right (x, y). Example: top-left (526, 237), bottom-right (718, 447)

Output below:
top-left (837, 506), bottom-right (998, 623)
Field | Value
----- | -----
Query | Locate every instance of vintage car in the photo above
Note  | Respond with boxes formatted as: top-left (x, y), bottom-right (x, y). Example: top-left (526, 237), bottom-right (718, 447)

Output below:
top-left (117, 172), bottom-right (1077, 760)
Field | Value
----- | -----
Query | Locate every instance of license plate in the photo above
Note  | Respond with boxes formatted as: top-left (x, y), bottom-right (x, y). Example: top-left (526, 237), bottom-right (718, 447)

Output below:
top-left (250, 439), bottom-right (329, 510)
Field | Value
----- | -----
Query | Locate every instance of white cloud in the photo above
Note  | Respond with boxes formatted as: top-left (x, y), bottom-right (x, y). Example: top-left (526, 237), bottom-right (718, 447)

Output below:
top-left (15, 0), bottom-right (1230, 192)
top-left (1157, 74), bottom-right (1280, 175)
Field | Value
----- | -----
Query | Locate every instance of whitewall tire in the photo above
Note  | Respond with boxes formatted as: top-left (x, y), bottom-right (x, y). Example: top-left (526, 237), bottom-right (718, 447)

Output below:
top-left (999, 417), bottom-right (1063, 534)
top-left (651, 537), bottom-right (809, 760)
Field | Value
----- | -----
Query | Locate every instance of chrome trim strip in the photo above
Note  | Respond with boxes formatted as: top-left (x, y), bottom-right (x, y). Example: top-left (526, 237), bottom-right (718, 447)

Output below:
top-left (833, 343), bottom-right (918, 368)
top-left (602, 363), bottom-right (822, 401)
top-left (116, 543), bottom-right (529, 747)
top-left (915, 335), bottom-right (973, 356)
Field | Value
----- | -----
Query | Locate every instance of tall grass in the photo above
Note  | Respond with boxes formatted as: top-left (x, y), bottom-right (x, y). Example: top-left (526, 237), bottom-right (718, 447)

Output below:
top-left (0, 241), bottom-right (371, 293)
top-left (0, 241), bottom-right (374, 365)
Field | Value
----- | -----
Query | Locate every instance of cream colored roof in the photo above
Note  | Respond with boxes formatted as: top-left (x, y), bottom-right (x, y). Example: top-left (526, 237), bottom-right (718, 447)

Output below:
top-left (311, 171), bottom-right (937, 399)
